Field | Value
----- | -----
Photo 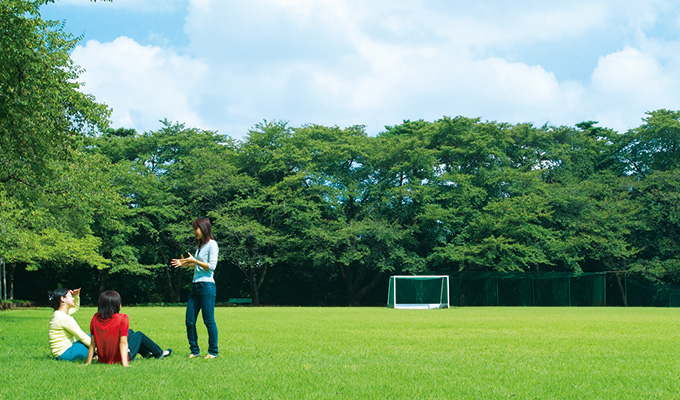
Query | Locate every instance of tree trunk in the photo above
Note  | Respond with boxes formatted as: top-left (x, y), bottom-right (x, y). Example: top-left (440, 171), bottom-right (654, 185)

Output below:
top-left (339, 264), bottom-right (356, 306)
top-left (8, 262), bottom-right (16, 300)
top-left (98, 269), bottom-right (108, 294)
top-left (354, 272), bottom-right (384, 304)
top-left (340, 264), bottom-right (383, 306)
top-left (239, 258), bottom-right (268, 306)
top-left (159, 246), bottom-right (181, 302)
top-left (247, 268), bottom-right (260, 306)
top-left (0, 260), bottom-right (7, 308)
top-left (163, 267), bottom-right (179, 302)
top-left (255, 263), bottom-right (268, 306)
top-left (614, 273), bottom-right (628, 307)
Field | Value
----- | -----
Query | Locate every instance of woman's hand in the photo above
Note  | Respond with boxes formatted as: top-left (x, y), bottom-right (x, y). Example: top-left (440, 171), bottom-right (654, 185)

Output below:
top-left (171, 254), bottom-right (196, 268)
top-left (184, 252), bottom-right (197, 265)
top-left (170, 255), bottom-right (184, 268)
top-left (171, 254), bottom-right (188, 268)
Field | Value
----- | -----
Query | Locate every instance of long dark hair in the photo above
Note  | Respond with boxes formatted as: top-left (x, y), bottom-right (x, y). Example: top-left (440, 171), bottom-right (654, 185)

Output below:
top-left (97, 290), bottom-right (122, 320)
top-left (193, 217), bottom-right (214, 247)
top-left (48, 288), bottom-right (69, 310)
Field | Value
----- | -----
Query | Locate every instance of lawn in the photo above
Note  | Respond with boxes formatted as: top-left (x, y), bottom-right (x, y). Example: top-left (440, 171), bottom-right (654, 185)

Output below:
top-left (1, 306), bottom-right (679, 399)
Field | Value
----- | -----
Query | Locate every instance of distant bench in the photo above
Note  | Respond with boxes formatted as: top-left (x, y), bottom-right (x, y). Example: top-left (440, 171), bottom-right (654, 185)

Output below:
top-left (228, 298), bottom-right (253, 305)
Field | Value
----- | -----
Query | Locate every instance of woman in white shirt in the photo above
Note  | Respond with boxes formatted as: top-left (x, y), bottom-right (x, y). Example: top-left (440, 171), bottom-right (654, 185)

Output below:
top-left (171, 217), bottom-right (219, 359)
top-left (48, 288), bottom-right (91, 361)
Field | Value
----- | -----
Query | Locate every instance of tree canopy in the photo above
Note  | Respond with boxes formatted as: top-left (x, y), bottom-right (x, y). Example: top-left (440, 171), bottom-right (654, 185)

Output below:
top-left (1, 0), bottom-right (113, 302)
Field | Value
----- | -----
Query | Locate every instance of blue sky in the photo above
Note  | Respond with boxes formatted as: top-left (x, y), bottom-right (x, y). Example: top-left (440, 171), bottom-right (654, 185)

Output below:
top-left (41, 0), bottom-right (680, 140)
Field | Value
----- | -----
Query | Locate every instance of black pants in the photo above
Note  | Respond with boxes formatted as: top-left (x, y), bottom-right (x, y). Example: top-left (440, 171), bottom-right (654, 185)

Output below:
top-left (127, 329), bottom-right (163, 361)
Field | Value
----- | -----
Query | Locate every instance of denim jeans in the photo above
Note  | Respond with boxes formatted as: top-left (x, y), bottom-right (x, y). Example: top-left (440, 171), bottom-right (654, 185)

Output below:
top-left (127, 329), bottom-right (163, 361)
top-left (56, 341), bottom-right (89, 361)
top-left (186, 282), bottom-right (218, 356)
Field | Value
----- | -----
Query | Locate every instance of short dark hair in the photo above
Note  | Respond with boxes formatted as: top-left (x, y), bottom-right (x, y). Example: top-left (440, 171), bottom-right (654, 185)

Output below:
top-left (193, 217), bottom-right (214, 246)
top-left (97, 290), bottom-right (122, 320)
top-left (48, 288), bottom-right (69, 310)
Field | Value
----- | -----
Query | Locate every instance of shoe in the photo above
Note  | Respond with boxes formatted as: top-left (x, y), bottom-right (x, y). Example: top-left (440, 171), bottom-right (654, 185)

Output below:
top-left (157, 349), bottom-right (172, 360)
top-left (188, 354), bottom-right (200, 358)
top-left (204, 354), bottom-right (218, 359)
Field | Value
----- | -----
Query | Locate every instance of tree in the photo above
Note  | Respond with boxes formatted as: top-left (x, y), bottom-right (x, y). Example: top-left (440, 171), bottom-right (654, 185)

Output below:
top-left (84, 121), bottom-right (235, 302)
top-left (210, 121), bottom-right (315, 305)
top-left (212, 203), bottom-right (280, 307)
top-left (623, 111), bottom-right (680, 283)
top-left (0, 0), bottom-right (111, 303)
top-left (291, 124), bottom-right (416, 305)
top-left (0, 0), bottom-right (110, 185)
top-left (0, 153), bottom-right (119, 299)
top-left (433, 186), bottom-right (557, 273)
top-left (621, 110), bottom-right (680, 176)
top-left (629, 171), bottom-right (680, 281)
top-left (425, 117), bottom-right (513, 271)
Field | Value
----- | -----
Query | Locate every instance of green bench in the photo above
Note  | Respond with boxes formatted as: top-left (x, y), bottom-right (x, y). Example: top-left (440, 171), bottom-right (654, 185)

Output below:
top-left (228, 297), bottom-right (253, 305)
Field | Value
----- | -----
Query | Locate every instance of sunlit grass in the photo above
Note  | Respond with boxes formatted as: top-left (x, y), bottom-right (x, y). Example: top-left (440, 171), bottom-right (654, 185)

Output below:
top-left (1, 306), bottom-right (679, 399)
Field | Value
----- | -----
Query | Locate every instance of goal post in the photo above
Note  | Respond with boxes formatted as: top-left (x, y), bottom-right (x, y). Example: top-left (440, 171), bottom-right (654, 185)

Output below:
top-left (387, 275), bottom-right (450, 309)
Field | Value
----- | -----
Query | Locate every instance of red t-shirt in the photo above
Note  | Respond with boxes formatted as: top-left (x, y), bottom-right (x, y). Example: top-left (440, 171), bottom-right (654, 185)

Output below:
top-left (90, 313), bottom-right (129, 364)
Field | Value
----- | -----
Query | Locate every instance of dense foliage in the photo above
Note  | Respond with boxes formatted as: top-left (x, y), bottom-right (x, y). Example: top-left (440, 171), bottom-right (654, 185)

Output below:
top-left (0, 0), bottom-right (112, 304)
top-left (5, 113), bottom-right (680, 306)
top-left (1, 1), bottom-right (679, 306)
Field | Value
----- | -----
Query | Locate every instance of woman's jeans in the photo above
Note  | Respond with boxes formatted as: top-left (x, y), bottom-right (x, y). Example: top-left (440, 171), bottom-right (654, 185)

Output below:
top-left (56, 341), bottom-right (89, 361)
top-left (186, 282), bottom-right (218, 356)
top-left (127, 329), bottom-right (164, 361)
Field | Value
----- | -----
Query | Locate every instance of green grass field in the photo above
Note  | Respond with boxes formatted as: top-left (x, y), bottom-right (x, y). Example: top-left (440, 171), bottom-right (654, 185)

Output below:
top-left (1, 306), bottom-right (679, 399)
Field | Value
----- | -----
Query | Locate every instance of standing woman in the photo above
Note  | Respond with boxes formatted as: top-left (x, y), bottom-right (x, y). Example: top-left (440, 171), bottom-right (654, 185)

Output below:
top-left (171, 217), bottom-right (219, 359)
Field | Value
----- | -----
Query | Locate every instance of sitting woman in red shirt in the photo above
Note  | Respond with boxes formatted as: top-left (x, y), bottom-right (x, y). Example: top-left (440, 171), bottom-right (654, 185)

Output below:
top-left (85, 290), bottom-right (171, 366)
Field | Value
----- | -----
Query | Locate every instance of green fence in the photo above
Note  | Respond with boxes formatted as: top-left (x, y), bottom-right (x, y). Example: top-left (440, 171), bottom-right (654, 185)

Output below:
top-left (432, 271), bottom-right (680, 307)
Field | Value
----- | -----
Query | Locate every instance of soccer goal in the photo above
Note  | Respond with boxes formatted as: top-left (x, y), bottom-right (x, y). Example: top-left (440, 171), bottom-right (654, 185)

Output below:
top-left (387, 275), bottom-right (450, 309)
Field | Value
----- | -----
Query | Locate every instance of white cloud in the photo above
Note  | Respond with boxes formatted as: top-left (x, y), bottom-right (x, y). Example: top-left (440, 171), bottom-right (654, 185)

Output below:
top-left (53, 0), bottom-right (187, 12)
top-left (176, 0), bottom-right (613, 133)
top-left (72, 37), bottom-right (209, 132)
top-left (58, 0), bottom-right (680, 137)
top-left (432, 3), bottom-right (608, 49)
top-left (586, 45), bottom-right (680, 132)
top-left (592, 47), bottom-right (672, 98)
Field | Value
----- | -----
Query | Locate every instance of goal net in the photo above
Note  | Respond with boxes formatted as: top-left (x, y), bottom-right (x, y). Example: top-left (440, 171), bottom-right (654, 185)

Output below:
top-left (387, 275), bottom-right (450, 309)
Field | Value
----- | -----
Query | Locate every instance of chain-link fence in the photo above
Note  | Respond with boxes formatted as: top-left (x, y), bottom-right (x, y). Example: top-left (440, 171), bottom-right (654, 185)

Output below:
top-left (432, 271), bottom-right (680, 307)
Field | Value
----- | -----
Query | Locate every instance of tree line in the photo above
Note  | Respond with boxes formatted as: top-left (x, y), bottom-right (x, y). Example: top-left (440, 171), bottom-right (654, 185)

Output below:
top-left (1, 1), bottom-right (679, 306)
top-left (4, 115), bottom-right (680, 306)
